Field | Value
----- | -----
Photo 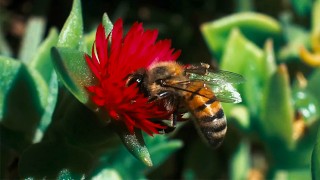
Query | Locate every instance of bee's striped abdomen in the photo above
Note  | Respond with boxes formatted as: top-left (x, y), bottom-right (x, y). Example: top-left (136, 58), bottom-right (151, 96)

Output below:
top-left (184, 83), bottom-right (227, 148)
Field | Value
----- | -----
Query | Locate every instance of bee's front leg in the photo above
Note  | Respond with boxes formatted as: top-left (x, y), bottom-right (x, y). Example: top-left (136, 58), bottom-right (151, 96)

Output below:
top-left (147, 91), bottom-right (171, 102)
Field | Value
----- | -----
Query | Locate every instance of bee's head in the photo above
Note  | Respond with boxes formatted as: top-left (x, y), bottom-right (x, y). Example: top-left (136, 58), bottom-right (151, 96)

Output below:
top-left (148, 62), bottom-right (183, 87)
top-left (146, 62), bottom-right (186, 95)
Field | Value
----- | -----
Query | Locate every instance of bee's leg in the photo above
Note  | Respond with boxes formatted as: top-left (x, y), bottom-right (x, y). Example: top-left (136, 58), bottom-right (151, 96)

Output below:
top-left (162, 107), bottom-right (179, 134)
top-left (171, 101), bottom-right (180, 127)
top-left (158, 91), bottom-right (170, 98)
top-left (147, 95), bottom-right (158, 102)
top-left (163, 126), bottom-right (175, 134)
top-left (148, 91), bottom-right (171, 102)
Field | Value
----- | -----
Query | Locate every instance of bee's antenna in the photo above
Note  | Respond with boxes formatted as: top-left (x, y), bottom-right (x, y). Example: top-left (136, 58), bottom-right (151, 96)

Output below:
top-left (162, 84), bottom-right (210, 99)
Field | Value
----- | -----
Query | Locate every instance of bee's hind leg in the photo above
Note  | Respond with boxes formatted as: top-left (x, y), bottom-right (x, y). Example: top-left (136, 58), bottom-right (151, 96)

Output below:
top-left (163, 107), bottom-right (179, 134)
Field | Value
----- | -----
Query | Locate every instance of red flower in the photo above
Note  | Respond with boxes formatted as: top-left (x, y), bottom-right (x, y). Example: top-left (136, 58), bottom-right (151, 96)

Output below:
top-left (85, 19), bottom-right (181, 135)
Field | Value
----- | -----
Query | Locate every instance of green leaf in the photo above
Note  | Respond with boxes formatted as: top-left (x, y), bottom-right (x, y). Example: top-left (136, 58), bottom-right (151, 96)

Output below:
top-left (30, 27), bottom-right (59, 82)
top-left (262, 39), bottom-right (277, 82)
top-left (51, 47), bottom-right (96, 105)
top-left (312, 125), bottom-right (320, 179)
top-left (53, 94), bottom-right (117, 152)
top-left (91, 169), bottom-right (121, 180)
top-left (102, 13), bottom-right (113, 36)
top-left (145, 134), bottom-right (183, 168)
top-left (228, 105), bottom-right (250, 132)
top-left (28, 67), bottom-right (49, 112)
top-left (272, 168), bottom-right (312, 180)
top-left (241, 63), bottom-right (262, 117)
top-left (83, 29), bottom-right (96, 54)
top-left (0, 57), bottom-right (47, 141)
top-left (278, 21), bottom-right (310, 61)
top-left (307, 68), bottom-right (320, 104)
top-left (220, 28), bottom-right (264, 117)
top-left (290, 0), bottom-right (312, 17)
top-left (201, 12), bottom-right (281, 58)
top-left (18, 17), bottom-right (46, 63)
top-left (57, 0), bottom-right (83, 49)
top-left (37, 73), bottom-right (59, 134)
top-left (0, 57), bottom-right (21, 119)
top-left (230, 140), bottom-right (250, 180)
top-left (19, 142), bottom-right (93, 179)
top-left (261, 65), bottom-right (294, 149)
top-left (89, 133), bottom-right (182, 179)
top-left (115, 125), bottom-right (153, 167)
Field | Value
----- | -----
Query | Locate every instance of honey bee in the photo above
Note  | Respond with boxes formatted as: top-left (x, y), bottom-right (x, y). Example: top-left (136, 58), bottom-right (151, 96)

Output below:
top-left (126, 62), bottom-right (244, 148)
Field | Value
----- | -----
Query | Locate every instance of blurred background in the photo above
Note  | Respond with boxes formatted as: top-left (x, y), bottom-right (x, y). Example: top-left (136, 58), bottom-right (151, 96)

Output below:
top-left (1, 0), bottom-right (319, 179)
top-left (1, 0), bottom-right (311, 63)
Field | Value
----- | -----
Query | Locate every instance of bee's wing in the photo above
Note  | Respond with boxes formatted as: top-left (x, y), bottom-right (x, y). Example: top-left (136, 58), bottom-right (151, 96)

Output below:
top-left (185, 64), bottom-right (244, 103)
top-left (208, 82), bottom-right (242, 103)
top-left (169, 79), bottom-right (243, 104)
top-left (186, 69), bottom-right (245, 85)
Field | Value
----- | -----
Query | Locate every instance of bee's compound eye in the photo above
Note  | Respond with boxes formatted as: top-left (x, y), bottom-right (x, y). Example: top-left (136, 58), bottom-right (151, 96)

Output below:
top-left (155, 79), bottom-right (164, 86)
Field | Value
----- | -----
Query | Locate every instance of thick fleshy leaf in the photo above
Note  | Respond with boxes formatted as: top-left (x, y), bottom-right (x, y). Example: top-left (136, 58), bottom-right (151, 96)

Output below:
top-left (0, 57), bottom-right (21, 119)
top-left (91, 169), bottom-right (121, 180)
top-left (37, 72), bottom-right (58, 134)
top-left (18, 17), bottom-right (46, 63)
top-left (230, 140), bottom-right (250, 180)
top-left (115, 125), bottom-right (152, 167)
top-left (0, 57), bottom-right (47, 141)
top-left (51, 94), bottom-right (118, 152)
top-left (201, 12), bottom-right (281, 58)
top-left (19, 142), bottom-right (93, 179)
top-left (30, 27), bottom-right (59, 82)
top-left (272, 168), bottom-right (311, 179)
top-left (57, 0), bottom-right (83, 49)
top-left (290, 0), bottom-right (312, 17)
top-left (261, 64), bottom-right (294, 149)
top-left (51, 47), bottom-right (96, 106)
top-left (220, 28), bottom-right (264, 73)
top-left (278, 12), bottom-right (310, 61)
top-left (83, 30), bottom-right (96, 54)
top-left (145, 134), bottom-right (183, 168)
top-left (312, 125), bottom-right (320, 179)
top-left (307, 68), bottom-right (320, 104)
top-left (262, 39), bottom-right (277, 82)
top-left (228, 105), bottom-right (250, 132)
top-left (88, 132), bottom-right (182, 179)
top-left (102, 13), bottom-right (113, 36)
top-left (221, 28), bottom-right (264, 117)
